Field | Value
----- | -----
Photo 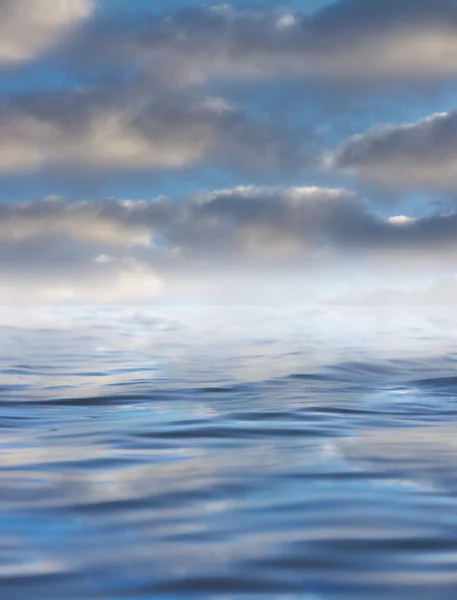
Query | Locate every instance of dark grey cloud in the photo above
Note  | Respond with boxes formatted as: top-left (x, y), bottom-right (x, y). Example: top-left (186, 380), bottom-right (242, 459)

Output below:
top-left (3, 187), bottom-right (457, 303)
top-left (0, 87), bottom-right (308, 175)
top-left (333, 111), bottom-right (457, 190)
top-left (76, 1), bottom-right (457, 89)
top-left (4, 187), bottom-right (457, 261)
top-left (188, 187), bottom-right (457, 269)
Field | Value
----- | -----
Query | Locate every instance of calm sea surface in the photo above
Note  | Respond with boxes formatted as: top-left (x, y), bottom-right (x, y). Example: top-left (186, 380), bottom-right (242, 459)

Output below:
top-left (1, 306), bottom-right (457, 599)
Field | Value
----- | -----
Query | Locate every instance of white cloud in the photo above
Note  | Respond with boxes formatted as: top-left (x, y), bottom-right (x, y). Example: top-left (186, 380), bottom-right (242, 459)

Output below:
top-left (275, 13), bottom-right (296, 29)
top-left (387, 216), bottom-right (417, 226)
top-left (0, 0), bottom-right (94, 65)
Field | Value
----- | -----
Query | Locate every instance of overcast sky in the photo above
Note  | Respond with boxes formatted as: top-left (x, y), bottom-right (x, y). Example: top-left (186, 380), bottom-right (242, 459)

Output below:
top-left (2, 0), bottom-right (457, 305)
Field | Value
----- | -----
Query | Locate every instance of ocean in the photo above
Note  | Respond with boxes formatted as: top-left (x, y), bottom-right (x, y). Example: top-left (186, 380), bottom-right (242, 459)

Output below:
top-left (1, 305), bottom-right (457, 599)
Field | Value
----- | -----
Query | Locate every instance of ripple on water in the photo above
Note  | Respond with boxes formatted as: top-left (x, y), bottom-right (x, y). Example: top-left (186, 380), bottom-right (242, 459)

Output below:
top-left (1, 309), bottom-right (457, 598)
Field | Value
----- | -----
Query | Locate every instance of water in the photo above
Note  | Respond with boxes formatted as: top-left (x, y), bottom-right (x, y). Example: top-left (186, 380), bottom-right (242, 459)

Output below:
top-left (1, 305), bottom-right (457, 599)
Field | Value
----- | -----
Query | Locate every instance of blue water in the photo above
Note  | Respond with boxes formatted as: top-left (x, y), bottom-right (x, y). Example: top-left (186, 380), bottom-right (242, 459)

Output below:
top-left (1, 306), bottom-right (457, 599)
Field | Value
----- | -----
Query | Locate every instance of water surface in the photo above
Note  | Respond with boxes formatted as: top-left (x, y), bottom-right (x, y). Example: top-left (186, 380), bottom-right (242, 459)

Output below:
top-left (1, 306), bottom-right (457, 599)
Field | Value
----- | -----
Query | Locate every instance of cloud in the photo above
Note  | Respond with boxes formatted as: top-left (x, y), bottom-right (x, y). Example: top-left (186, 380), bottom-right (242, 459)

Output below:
top-left (0, 89), bottom-right (307, 174)
top-left (333, 111), bottom-right (457, 190)
top-left (81, 1), bottom-right (457, 89)
top-left (4, 188), bottom-right (457, 304)
top-left (0, 0), bottom-right (94, 66)
top-left (189, 187), bottom-right (457, 269)
top-left (187, 185), bottom-right (359, 263)
top-left (0, 196), bottom-right (167, 303)
top-left (0, 187), bottom-right (357, 266)
top-left (0, 196), bottom-right (154, 246)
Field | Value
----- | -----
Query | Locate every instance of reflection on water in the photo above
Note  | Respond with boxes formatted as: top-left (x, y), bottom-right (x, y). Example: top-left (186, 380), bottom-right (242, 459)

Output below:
top-left (1, 306), bottom-right (457, 599)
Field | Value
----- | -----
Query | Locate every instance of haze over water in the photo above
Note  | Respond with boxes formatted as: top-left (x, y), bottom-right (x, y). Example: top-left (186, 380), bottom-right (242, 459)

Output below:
top-left (2, 306), bottom-right (457, 599)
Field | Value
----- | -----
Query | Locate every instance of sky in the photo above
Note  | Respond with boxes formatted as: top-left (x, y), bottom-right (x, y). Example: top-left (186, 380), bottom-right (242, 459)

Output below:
top-left (2, 0), bottom-right (457, 305)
